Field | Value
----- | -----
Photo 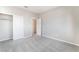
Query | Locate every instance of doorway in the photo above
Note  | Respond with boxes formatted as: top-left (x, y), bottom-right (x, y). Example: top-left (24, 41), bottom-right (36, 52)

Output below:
top-left (32, 17), bottom-right (41, 36)
top-left (32, 18), bottom-right (37, 35)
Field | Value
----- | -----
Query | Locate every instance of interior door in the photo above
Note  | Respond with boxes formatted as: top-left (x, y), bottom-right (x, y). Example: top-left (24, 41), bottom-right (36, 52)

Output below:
top-left (37, 17), bottom-right (41, 36)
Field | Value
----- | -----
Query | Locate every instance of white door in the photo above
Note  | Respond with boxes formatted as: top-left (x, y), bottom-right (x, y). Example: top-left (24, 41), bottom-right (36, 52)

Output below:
top-left (13, 15), bottom-right (24, 40)
top-left (0, 20), bottom-right (12, 41)
top-left (37, 17), bottom-right (41, 36)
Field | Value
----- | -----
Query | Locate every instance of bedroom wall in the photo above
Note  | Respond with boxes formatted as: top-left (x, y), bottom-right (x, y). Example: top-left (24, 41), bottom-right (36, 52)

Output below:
top-left (70, 7), bottom-right (79, 45)
top-left (41, 7), bottom-right (79, 45)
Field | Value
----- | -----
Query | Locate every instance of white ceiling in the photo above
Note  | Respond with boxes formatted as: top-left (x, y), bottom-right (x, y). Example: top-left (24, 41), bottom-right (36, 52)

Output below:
top-left (17, 6), bottom-right (57, 14)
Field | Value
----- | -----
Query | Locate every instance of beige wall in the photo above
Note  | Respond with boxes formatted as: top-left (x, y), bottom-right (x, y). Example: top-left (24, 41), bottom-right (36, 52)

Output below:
top-left (69, 7), bottom-right (79, 45)
top-left (41, 7), bottom-right (79, 46)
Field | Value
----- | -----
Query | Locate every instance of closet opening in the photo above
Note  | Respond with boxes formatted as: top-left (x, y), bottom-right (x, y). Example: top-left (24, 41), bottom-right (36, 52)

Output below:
top-left (0, 13), bottom-right (13, 41)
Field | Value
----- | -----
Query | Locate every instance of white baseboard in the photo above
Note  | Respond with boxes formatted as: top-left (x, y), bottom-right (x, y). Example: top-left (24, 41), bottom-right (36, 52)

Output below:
top-left (0, 38), bottom-right (12, 42)
top-left (0, 35), bottom-right (32, 41)
top-left (24, 35), bottom-right (32, 39)
top-left (13, 35), bottom-right (32, 40)
top-left (42, 35), bottom-right (79, 46)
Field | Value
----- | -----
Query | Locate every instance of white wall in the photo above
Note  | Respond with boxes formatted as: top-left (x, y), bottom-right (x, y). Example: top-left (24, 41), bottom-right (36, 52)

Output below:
top-left (69, 7), bottom-right (79, 45)
top-left (0, 6), bottom-right (36, 40)
top-left (41, 7), bottom-right (78, 45)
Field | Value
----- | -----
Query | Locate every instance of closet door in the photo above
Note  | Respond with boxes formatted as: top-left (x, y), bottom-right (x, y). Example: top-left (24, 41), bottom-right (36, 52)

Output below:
top-left (13, 15), bottom-right (24, 40)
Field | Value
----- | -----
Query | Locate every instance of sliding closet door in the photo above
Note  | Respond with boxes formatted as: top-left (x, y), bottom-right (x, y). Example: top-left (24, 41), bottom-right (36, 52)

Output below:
top-left (0, 14), bottom-right (13, 41)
